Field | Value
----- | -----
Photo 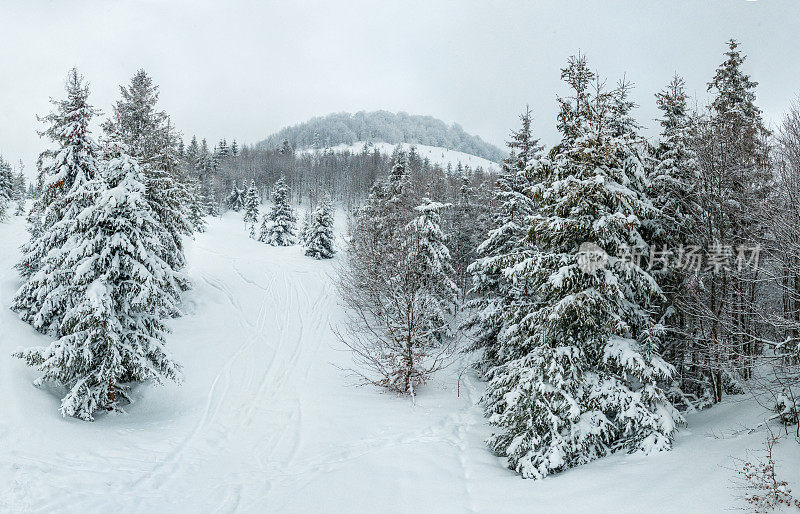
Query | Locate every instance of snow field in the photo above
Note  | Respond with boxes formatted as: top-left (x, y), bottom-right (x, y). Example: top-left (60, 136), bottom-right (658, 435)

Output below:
top-left (0, 210), bottom-right (798, 513)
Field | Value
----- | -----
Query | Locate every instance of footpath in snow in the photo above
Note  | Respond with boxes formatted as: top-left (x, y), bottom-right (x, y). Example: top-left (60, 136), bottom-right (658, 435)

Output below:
top-left (0, 211), bottom-right (798, 513)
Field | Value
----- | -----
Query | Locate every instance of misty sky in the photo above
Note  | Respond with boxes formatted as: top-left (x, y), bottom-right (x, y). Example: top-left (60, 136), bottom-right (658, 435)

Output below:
top-left (0, 0), bottom-right (798, 176)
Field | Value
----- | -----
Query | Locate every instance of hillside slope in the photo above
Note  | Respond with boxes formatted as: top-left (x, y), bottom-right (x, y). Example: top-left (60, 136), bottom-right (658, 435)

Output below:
top-left (258, 111), bottom-right (504, 163)
top-left (300, 141), bottom-right (500, 172)
top-left (1, 211), bottom-right (798, 512)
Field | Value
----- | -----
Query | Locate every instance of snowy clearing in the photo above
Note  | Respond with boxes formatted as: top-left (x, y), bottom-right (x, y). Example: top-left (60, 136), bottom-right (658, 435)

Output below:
top-left (1, 211), bottom-right (798, 513)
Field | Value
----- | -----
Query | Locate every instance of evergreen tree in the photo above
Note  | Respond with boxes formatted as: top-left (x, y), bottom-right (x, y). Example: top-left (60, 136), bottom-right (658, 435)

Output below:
top-left (186, 177), bottom-right (208, 233)
top-left (691, 40), bottom-right (772, 400)
top-left (483, 56), bottom-right (681, 479)
top-left (300, 209), bottom-right (312, 245)
top-left (15, 147), bottom-right (182, 420)
top-left (647, 75), bottom-right (704, 399)
top-left (13, 69), bottom-right (102, 333)
top-left (185, 135), bottom-right (199, 168)
top-left (465, 106), bottom-right (541, 372)
top-left (450, 172), bottom-right (486, 301)
top-left (216, 139), bottom-right (229, 159)
top-left (102, 69), bottom-right (191, 306)
top-left (0, 156), bottom-right (14, 204)
top-left (225, 181), bottom-right (245, 211)
top-left (243, 180), bottom-right (260, 225)
top-left (406, 199), bottom-right (459, 319)
top-left (13, 168), bottom-right (26, 199)
top-left (304, 199), bottom-right (335, 259)
top-left (263, 177), bottom-right (297, 246)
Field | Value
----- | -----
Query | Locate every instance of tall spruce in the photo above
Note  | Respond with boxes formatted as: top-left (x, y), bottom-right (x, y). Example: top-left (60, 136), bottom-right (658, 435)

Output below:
top-left (12, 69), bottom-right (102, 334)
top-left (264, 177), bottom-right (297, 246)
top-left (304, 199), bottom-right (335, 259)
top-left (0, 156), bottom-right (13, 217)
top-left (103, 69), bottom-right (192, 308)
top-left (465, 106), bottom-right (541, 372)
top-left (15, 146), bottom-right (182, 420)
top-left (692, 40), bottom-right (772, 401)
top-left (482, 55), bottom-right (681, 479)
top-left (647, 75), bottom-right (704, 401)
top-left (243, 179), bottom-right (260, 226)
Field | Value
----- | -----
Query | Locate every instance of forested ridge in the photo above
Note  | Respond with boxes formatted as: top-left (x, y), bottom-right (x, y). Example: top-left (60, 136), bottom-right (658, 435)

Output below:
top-left (257, 110), bottom-right (505, 162)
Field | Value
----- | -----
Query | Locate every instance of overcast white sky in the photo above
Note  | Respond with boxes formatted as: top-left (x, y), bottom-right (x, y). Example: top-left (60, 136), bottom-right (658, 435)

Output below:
top-left (0, 0), bottom-right (798, 176)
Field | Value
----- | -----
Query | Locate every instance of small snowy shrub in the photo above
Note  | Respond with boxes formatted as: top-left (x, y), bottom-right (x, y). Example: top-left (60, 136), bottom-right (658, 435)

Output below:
top-left (734, 432), bottom-right (800, 513)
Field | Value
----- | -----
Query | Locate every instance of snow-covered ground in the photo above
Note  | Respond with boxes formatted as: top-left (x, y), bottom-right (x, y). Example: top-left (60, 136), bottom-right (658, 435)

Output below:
top-left (1, 210), bottom-right (799, 513)
top-left (302, 141), bottom-right (501, 173)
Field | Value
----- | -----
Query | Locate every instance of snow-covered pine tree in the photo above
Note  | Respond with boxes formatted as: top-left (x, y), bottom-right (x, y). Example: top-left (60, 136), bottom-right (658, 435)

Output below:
top-left (406, 199), bottom-right (459, 322)
top-left (0, 156), bottom-right (14, 216)
top-left (13, 167), bottom-right (26, 199)
top-left (12, 69), bottom-right (102, 333)
top-left (464, 106), bottom-right (541, 372)
top-left (225, 181), bottom-right (244, 211)
top-left (646, 74), bottom-right (705, 401)
top-left (264, 177), bottom-right (297, 246)
top-left (483, 55), bottom-right (681, 479)
top-left (304, 199), bottom-right (335, 259)
top-left (15, 145), bottom-right (182, 420)
top-left (186, 177), bottom-right (208, 233)
top-left (103, 69), bottom-right (192, 304)
top-left (693, 40), bottom-right (772, 395)
top-left (243, 180), bottom-right (260, 226)
top-left (300, 209), bottom-right (312, 245)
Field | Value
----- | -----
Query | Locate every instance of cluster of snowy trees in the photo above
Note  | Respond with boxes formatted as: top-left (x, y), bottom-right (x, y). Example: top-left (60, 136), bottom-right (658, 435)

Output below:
top-left (177, 128), bottom-right (495, 221)
top-left (225, 175), bottom-right (335, 258)
top-left (338, 40), bottom-right (800, 478)
top-left (0, 156), bottom-right (28, 218)
top-left (11, 69), bottom-right (192, 420)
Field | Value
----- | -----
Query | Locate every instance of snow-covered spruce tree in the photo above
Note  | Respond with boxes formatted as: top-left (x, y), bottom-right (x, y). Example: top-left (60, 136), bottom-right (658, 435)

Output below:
top-left (692, 40), bottom-right (772, 397)
top-left (304, 199), bottom-right (335, 259)
top-left (464, 106), bottom-right (542, 373)
top-left (225, 181), bottom-right (245, 211)
top-left (300, 209), bottom-right (312, 246)
top-left (12, 69), bottom-right (102, 334)
top-left (646, 74), bottom-right (705, 402)
top-left (103, 69), bottom-right (192, 306)
top-left (243, 180), bottom-right (260, 227)
top-left (14, 145), bottom-right (182, 420)
top-left (483, 55), bottom-right (681, 479)
top-left (406, 199), bottom-right (460, 318)
top-left (449, 172), bottom-right (486, 301)
top-left (264, 177), bottom-right (297, 246)
top-left (186, 177), bottom-right (208, 233)
top-left (337, 198), bottom-right (458, 396)
top-left (0, 156), bottom-right (13, 217)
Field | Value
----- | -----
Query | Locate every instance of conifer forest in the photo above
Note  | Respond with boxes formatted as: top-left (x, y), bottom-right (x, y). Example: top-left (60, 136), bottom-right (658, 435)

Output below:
top-left (0, 1), bottom-right (799, 512)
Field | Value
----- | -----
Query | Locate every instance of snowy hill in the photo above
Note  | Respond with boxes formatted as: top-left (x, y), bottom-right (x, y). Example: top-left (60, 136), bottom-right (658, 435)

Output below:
top-left (301, 141), bottom-right (501, 173)
top-left (258, 110), bottom-right (505, 163)
top-left (1, 211), bottom-right (799, 512)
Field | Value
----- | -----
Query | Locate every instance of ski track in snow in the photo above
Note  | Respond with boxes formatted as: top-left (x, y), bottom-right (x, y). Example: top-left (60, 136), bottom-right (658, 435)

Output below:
top-left (1, 210), bottom-right (799, 513)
